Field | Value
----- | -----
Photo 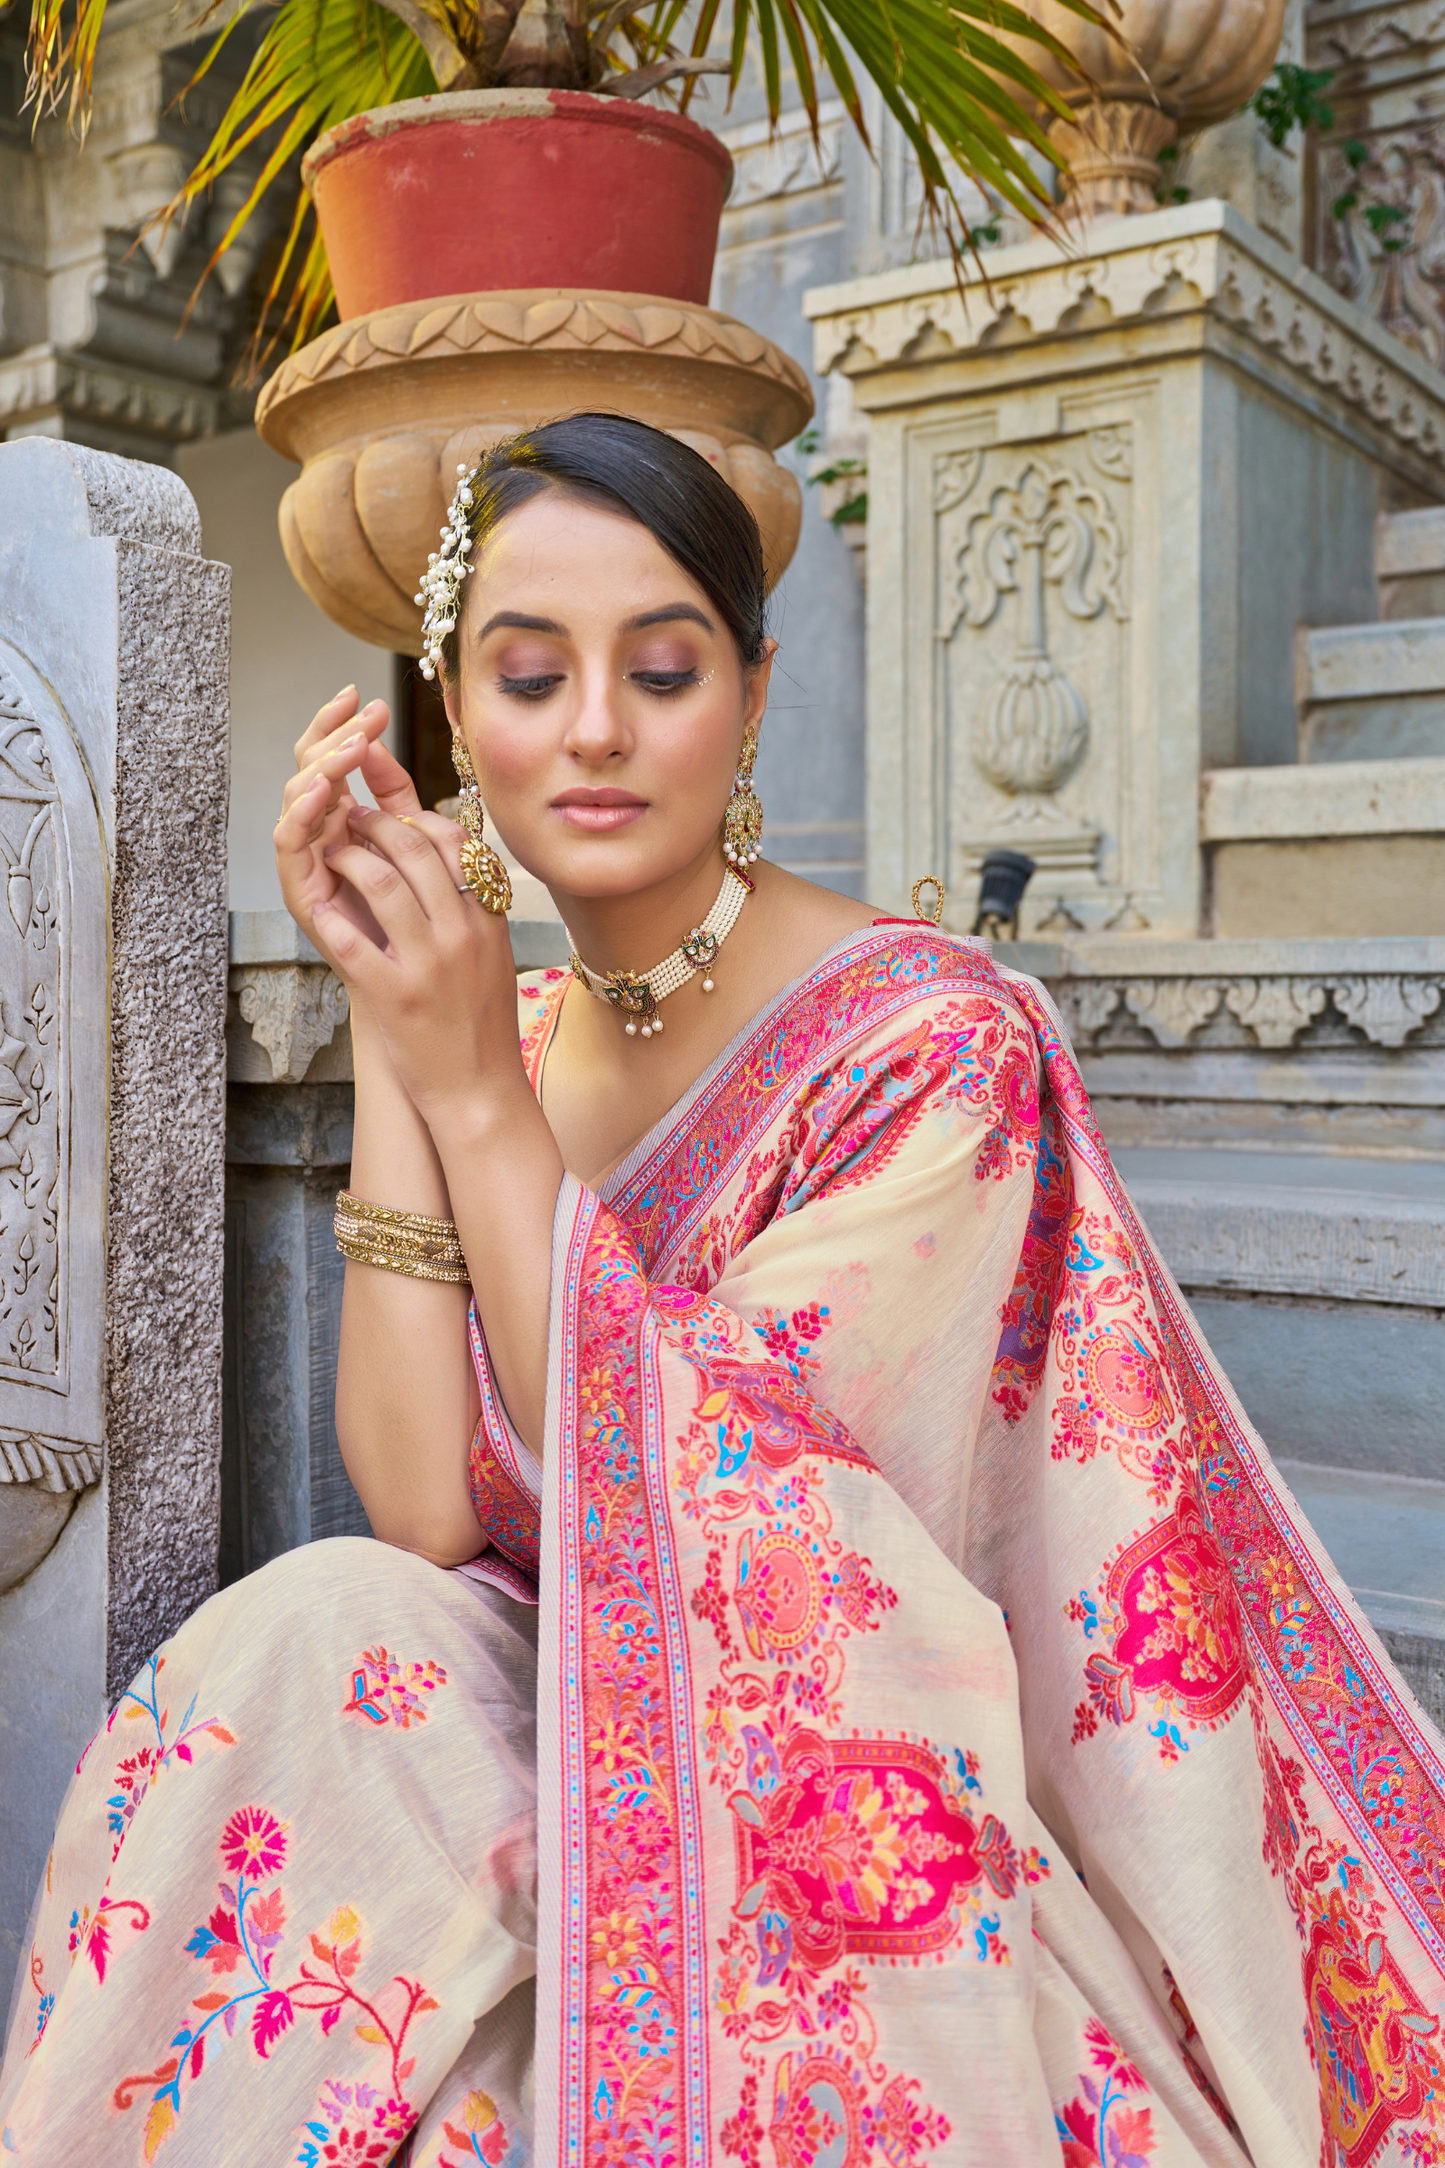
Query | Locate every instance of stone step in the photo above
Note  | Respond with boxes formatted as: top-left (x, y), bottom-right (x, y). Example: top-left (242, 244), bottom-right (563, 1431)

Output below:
top-left (1297, 616), bottom-right (1445, 761)
top-left (1378, 505), bottom-right (1445, 621)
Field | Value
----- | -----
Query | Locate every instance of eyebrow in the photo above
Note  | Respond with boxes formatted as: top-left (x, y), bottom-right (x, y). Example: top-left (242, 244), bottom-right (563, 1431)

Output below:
top-left (473, 611), bottom-right (566, 640)
top-left (622, 605), bottom-right (715, 633)
top-left (471, 603), bottom-right (715, 642)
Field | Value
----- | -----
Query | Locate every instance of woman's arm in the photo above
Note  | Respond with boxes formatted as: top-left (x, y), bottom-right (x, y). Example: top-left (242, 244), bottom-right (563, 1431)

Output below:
top-left (335, 997), bottom-right (482, 1565)
top-left (275, 693), bottom-right (561, 1564)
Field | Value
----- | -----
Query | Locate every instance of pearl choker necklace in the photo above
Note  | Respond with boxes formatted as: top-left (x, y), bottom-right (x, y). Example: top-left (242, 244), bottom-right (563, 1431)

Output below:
top-left (567, 867), bottom-right (752, 1039)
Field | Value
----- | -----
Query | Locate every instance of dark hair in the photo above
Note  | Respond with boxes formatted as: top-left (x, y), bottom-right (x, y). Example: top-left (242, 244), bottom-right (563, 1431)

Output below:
top-left (440, 413), bottom-right (767, 682)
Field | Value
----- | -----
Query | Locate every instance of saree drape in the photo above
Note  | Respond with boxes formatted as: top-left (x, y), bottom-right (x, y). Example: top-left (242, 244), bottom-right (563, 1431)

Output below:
top-left (4, 923), bottom-right (1445, 2168)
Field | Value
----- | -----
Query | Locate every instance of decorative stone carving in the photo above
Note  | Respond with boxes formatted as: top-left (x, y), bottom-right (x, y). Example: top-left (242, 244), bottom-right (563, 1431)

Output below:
top-left (1055, 980), bottom-right (1122, 1043)
top-left (1121, 979), bottom-right (1222, 1047)
top-left (1307, 2), bottom-right (1445, 373)
top-left (719, 102), bottom-right (845, 208)
top-left (1331, 973), bottom-right (1444, 1048)
top-left (254, 289), bottom-right (814, 650)
top-left (1028, 963), bottom-right (1445, 1055)
top-left (950, 459), bottom-right (1125, 806)
top-left (933, 449), bottom-right (983, 514)
top-left (0, 23), bottom-right (286, 460)
top-left (0, 677), bottom-right (65, 1392)
top-left (810, 206), bottom-right (1445, 488)
top-left (808, 199), bottom-right (1445, 933)
top-left (232, 963), bottom-right (351, 1084)
top-left (1223, 977), bottom-right (1328, 1047)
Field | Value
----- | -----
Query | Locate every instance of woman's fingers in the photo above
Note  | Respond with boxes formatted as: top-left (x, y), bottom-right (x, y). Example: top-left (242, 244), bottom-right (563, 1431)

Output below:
top-left (278, 718), bottom-right (380, 820)
top-left (360, 737), bottom-right (424, 819)
top-left (342, 806), bottom-right (467, 917)
top-left (323, 834), bottom-right (433, 953)
top-left (293, 685), bottom-right (359, 770)
top-left (288, 697), bottom-right (391, 796)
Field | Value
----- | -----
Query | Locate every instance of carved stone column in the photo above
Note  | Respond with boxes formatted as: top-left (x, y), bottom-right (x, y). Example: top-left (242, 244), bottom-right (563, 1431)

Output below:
top-left (0, 441), bottom-right (229, 2013)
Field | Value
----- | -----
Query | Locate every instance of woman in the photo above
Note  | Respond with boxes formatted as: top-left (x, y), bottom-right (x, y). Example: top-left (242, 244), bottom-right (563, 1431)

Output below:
top-left (3, 415), bottom-right (1444, 2167)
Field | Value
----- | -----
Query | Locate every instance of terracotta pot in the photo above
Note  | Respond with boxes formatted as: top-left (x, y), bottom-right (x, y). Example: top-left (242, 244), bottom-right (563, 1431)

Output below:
top-left (303, 90), bottom-right (734, 321)
top-left (254, 287), bottom-right (814, 652)
top-left (1002, 0), bottom-right (1286, 218)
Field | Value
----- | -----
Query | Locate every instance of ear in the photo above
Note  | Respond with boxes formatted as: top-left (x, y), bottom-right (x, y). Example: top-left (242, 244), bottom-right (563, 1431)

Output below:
top-left (742, 637), bottom-right (777, 735)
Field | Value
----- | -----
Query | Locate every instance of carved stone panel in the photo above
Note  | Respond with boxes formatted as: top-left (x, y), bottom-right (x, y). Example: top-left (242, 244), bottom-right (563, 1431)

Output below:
top-left (0, 639), bottom-right (105, 1474)
top-left (937, 432), bottom-right (1131, 900)
top-left (0, 670), bottom-right (67, 1391)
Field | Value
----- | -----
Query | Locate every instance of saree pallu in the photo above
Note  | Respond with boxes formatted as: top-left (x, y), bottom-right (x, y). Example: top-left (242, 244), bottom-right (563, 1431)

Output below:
top-left (5, 925), bottom-right (1445, 2167)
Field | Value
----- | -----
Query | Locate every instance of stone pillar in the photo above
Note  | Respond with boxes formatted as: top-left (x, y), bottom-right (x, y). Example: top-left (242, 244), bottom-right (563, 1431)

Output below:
top-left (224, 911), bottom-right (365, 1578)
top-left (0, 442), bottom-right (229, 2011)
top-left (805, 200), bottom-right (1445, 936)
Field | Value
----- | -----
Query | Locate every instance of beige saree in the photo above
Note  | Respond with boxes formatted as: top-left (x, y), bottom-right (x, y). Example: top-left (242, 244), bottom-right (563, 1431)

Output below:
top-left (4, 923), bottom-right (1444, 2167)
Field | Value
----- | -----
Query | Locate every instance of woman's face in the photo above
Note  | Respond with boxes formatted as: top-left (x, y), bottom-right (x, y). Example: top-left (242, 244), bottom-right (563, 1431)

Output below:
top-left (444, 488), bottom-right (771, 900)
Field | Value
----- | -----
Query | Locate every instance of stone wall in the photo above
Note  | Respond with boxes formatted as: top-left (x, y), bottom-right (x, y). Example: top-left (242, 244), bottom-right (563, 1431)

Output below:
top-left (0, 443), bottom-right (228, 2013)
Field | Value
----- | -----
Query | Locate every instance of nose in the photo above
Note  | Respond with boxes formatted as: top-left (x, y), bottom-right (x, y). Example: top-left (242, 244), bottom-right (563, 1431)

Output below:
top-left (563, 655), bottom-right (633, 765)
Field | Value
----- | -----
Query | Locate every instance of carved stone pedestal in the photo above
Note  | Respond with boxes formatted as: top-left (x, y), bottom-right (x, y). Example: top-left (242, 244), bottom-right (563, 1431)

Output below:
top-left (254, 289), bottom-right (815, 653)
top-left (805, 200), bottom-right (1445, 937)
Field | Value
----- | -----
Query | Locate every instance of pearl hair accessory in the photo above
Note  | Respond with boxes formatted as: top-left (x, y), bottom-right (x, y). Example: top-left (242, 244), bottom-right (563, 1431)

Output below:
top-left (567, 866), bottom-right (752, 1040)
top-left (416, 464), bottom-right (478, 680)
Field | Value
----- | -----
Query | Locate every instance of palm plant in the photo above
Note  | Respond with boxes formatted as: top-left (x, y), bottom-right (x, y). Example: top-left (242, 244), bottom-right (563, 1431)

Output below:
top-left (22, 0), bottom-right (1107, 362)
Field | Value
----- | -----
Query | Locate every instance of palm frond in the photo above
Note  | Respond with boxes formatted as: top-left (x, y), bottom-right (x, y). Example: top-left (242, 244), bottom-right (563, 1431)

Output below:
top-left (23, 0), bottom-right (1111, 368)
top-left (162, 0), bottom-right (436, 371)
top-left (23, 0), bottom-right (113, 134)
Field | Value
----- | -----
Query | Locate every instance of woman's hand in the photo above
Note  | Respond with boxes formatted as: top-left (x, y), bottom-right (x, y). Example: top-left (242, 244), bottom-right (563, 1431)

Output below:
top-left (313, 804), bottom-right (526, 1128)
top-left (275, 686), bottom-right (421, 958)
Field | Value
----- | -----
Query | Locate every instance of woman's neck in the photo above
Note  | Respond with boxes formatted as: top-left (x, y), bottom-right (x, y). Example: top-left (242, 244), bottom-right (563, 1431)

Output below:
top-left (551, 848), bottom-right (736, 979)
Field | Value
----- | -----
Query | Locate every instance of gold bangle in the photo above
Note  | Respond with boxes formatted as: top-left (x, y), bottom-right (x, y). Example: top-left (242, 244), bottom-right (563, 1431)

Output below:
top-left (334, 1191), bottom-right (470, 1284)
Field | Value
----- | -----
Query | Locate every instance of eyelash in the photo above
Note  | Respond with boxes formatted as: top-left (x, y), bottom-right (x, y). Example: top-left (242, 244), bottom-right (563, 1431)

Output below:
top-left (495, 669), bottom-right (702, 701)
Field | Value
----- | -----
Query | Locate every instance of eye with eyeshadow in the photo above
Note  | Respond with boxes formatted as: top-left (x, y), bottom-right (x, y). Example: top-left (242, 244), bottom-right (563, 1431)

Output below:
top-left (497, 671), bottom-right (565, 702)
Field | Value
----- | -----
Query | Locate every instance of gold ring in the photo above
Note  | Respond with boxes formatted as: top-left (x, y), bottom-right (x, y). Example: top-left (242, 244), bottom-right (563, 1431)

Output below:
top-left (911, 876), bottom-right (945, 926)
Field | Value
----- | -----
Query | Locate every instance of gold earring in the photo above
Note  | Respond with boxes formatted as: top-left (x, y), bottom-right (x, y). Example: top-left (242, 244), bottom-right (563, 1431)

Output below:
top-left (722, 726), bottom-right (763, 870)
top-left (451, 738), bottom-right (513, 915)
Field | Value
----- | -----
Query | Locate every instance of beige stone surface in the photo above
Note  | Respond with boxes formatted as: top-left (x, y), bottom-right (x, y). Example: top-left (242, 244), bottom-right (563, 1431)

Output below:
top-left (1211, 834), bottom-right (1445, 937)
top-left (1201, 757), bottom-right (1445, 839)
top-left (255, 288), bottom-right (815, 652)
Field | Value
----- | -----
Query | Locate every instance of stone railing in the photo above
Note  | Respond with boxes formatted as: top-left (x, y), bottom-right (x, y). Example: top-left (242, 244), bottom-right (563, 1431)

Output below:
top-left (1012, 934), bottom-right (1445, 1159)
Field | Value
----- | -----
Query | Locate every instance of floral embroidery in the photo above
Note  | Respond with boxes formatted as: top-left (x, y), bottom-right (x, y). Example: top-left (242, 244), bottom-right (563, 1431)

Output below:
top-left (990, 1106), bottom-right (1072, 1423)
top-left (1046, 1220), bottom-right (1184, 1502)
top-left (297, 2081), bottom-right (392, 2164)
top-left (66, 1890), bottom-right (151, 1984)
top-left (1068, 1489), bottom-right (1246, 1750)
top-left (750, 1303), bottom-right (832, 1382)
top-left (767, 2049), bottom-right (952, 2165)
top-left (1054, 2019), bottom-right (1156, 2166)
top-left (105, 1653), bottom-right (235, 1860)
top-left (1247, 1683), bottom-right (1445, 2166)
top-left (608, 933), bottom-right (1024, 1272)
top-left (114, 1810), bottom-right (439, 2161)
top-left (730, 1729), bottom-right (1032, 1969)
top-left (439, 2088), bottom-right (523, 2166)
top-left (343, 1650), bottom-right (448, 1729)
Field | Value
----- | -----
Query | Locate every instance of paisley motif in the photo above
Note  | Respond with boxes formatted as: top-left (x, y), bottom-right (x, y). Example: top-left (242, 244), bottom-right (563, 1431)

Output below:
top-left (730, 1731), bottom-right (1021, 1970)
top-left (735, 1528), bottom-right (825, 1659)
top-left (1081, 1324), bottom-right (1176, 1443)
